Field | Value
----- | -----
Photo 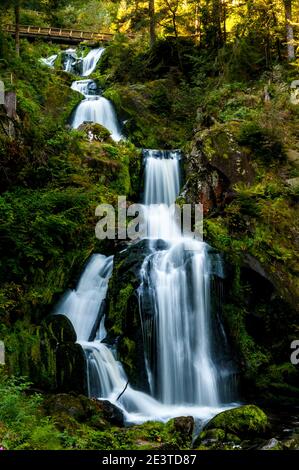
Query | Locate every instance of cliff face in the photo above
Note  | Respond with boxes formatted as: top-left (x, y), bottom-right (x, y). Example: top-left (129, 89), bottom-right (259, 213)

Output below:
top-left (184, 120), bottom-right (299, 403)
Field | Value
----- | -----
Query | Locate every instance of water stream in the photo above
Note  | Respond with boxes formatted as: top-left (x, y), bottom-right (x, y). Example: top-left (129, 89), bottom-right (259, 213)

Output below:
top-left (44, 46), bottom-right (237, 425)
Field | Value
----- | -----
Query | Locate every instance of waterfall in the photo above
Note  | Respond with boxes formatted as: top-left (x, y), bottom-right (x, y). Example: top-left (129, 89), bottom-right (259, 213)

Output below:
top-left (68, 51), bottom-right (122, 141)
top-left (40, 54), bottom-right (57, 68)
top-left (138, 150), bottom-right (235, 406)
top-left (55, 254), bottom-right (113, 342)
top-left (54, 147), bottom-right (237, 425)
top-left (81, 48), bottom-right (105, 76)
top-left (63, 48), bottom-right (78, 73)
top-left (71, 93), bottom-right (122, 142)
top-left (42, 46), bottom-right (122, 141)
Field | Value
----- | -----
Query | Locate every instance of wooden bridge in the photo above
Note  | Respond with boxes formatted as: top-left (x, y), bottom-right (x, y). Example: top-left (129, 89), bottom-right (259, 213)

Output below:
top-left (4, 25), bottom-right (117, 44)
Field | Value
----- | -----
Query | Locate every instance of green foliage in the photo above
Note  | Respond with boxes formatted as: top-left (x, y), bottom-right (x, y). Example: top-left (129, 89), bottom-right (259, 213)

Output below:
top-left (238, 122), bottom-right (285, 165)
top-left (0, 372), bottom-right (61, 450)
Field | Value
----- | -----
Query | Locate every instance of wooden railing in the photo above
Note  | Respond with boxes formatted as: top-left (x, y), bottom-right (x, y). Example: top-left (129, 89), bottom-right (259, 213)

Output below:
top-left (4, 24), bottom-right (116, 42)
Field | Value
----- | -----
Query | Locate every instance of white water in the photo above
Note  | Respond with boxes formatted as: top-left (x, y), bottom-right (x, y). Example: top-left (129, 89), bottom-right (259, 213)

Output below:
top-left (71, 94), bottom-right (123, 141)
top-left (81, 47), bottom-right (105, 76)
top-left (55, 148), bottom-right (236, 425)
top-left (63, 48), bottom-right (77, 73)
top-left (139, 150), bottom-right (224, 405)
top-left (42, 46), bottom-right (122, 140)
top-left (56, 255), bottom-right (228, 424)
top-left (68, 52), bottom-right (123, 141)
top-left (40, 54), bottom-right (57, 68)
top-left (55, 254), bottom-right (113, 342)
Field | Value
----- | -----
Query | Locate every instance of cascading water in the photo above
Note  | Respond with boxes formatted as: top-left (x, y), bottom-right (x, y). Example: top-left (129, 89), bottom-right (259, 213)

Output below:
top-left (42, 46), bottom-right (122, 141)
top-left (70, 81), bottom-right (122, 141)
top-left (54, 147), bottom-right (237, 425)
top-left (68, 50), bottom-right (122, 141)
top-left (81, 48), bottom-right (105, 76)
top-left (40, 54), bottom-right (58, 68)
top-left (139, 150), bottom-right (236, 406)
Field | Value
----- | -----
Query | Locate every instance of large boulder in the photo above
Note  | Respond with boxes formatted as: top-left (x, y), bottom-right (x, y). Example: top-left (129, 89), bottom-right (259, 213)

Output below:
top-left (43, 394), bottom-right (124, 431)
top-left (204, 405), bottom-right (269, 438)
top-left (106, 239), bottom-right (152, 391)
top-left (185, 122), bottom-right (254, 215)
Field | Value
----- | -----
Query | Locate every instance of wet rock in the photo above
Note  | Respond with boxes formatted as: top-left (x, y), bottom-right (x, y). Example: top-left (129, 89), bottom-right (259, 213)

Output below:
top-left (97, 400), bottom-right (124, 427)
top-left (173, 416), bottom-right (194, 439)
top-left (106, 239), bottom-right (153, 392)
top-left (44, 314), bottom-right (77, 343)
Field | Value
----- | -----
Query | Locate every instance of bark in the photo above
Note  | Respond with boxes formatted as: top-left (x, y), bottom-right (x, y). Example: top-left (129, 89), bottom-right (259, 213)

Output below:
top-left (149, 0), bottom-right (156, 47)
top-left (284, 0), bottom-right (295, 60)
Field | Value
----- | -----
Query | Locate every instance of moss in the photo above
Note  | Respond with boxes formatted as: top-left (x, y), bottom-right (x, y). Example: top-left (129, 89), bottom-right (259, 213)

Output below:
top-left (194, 428), bottom-right (226, 447)
top-left (77, 123), bottom-right (112, 142)
top-left (205, 405), bottom-right (269, 438)
top-left (103, 80), bottom-right (197, 148)
top-left (109, 283), bottom-right (134, 336)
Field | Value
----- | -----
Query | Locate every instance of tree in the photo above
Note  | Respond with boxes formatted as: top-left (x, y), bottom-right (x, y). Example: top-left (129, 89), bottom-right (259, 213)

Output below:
top-left (0, 0), bottom-right (21, 56)
top-left (149, 0), bottom-right (156, 46)
top-left (14, 0), bottom-right (20, 57)
top-left (284, 0), bottom-right (295, 60)
top-left (162, 0), bottom-right (180, 39)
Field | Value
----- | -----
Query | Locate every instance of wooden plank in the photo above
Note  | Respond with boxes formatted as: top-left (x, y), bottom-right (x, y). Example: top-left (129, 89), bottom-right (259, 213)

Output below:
top-left (4, 24), bottom-right (118, 42)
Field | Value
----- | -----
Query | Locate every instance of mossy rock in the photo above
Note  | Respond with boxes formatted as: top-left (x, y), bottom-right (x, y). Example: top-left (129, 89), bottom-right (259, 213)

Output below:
top-left (77, 123), bottom-right (112, 142)
top-left (205, 405), bottom-right (269, 438)
top-left (43, 394), bottom-right (123, 431)
top-left (106, 240), bottom-right (152, 391)
top-left (112, 416), bottom-right (194, 450)
top-left (193, 428), bottom-right (226, 447)
top-left (194, 427), bottom-right (241, 449)
top-left (166, 416), bottom-right (194, 449)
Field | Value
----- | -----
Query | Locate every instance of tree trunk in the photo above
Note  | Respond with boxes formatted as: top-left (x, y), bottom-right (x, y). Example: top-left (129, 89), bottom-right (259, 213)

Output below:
top-left (149, 0), bottom-right (156, 47)
top-left (212, 0), bottom-right (223, 48)
top-left (222, 0), bottom-right (227, 44)
top-left (284, 0), bottom-right (295, 61)
top-left (172, 12), bottom-right (178, 40)
top-left (14, 1), bottom-right (20, 57)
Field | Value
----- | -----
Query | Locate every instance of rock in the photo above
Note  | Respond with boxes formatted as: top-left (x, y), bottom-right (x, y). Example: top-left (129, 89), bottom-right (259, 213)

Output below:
top-left (78, 122), bottom-right (112, 142)
top-left (205, 405), bottom-right (269, 438)
top-left (44, 314), bottom-right (77, 343)
top-left (282, 433), bottom-right (299, 450)
top-left (166, 416), bottom-right (194, 448)
top-left (97, 400), bottom-right (124, 427)
top-left (173, 416), bottom-right (194, 439)
top-left (56, 342), bottom-right (86, 394)
top-left (4, 91), bottom-right (17, 119)
top-left (184, 122), bottom-right (254, 215)
top-left (43, 394), bottom-right (124, 431)
top-left (286, 149), bottom-right (299, 167)
top-left (194, 428), bottom-right (226, 447)
top-left (44, 393), bottom-right (87, 421)
top-left (194, 428), bottom-right (241, 449)
top-left (106, 239), bottom-right (153, 391)
top-left (261, 438), bottom-right (282, 450)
